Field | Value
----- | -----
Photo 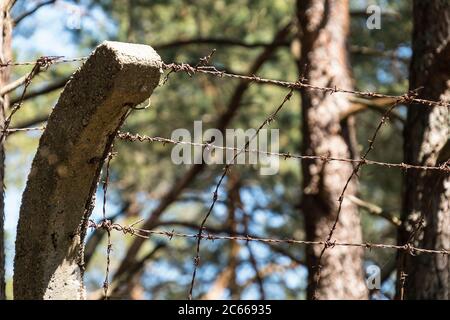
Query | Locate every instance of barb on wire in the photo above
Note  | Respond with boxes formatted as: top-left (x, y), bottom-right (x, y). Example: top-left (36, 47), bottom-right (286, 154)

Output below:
top-left (162, 49), bottom-right (216, 84)
top-left (195, 49), bottom-right (216, 68)
top-left (162, 62), bottom-right (450, 108)
top-left (188, 88), bottom-right (294, 300)
top-left (88, 218), bottom-right (150, 239)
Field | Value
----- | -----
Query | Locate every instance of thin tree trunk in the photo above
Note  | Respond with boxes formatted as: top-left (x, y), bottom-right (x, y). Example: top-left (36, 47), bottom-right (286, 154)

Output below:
top-left (0, 0), bottom-right (14, 300)
top-left (297, 0), bottom-right (368, 299)
top-left (398, 0), bottom-right (449, 300)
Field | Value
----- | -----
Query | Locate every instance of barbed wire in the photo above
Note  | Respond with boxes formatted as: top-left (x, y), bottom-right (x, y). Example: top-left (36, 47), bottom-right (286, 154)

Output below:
top-left (100, 147), bottom-right (115, 300)
top-left (115, 131), bottom-right (450, 172)
top-left (6, 127), bottom-right (448, 172)
top-left (86, 219), bottom-right (449, 256)
top-left (162, 62), bottom-right (450, 108)
top-left (6, 126), bottom-right (45, 133)
top-left (5, 52), bottom-right (449, 300)
top-left (0, 56), bottom-right (87, 68)
top-left (2, 55), bottom-right (449, 108)
top-left (6, 126), bottom-right (449, 174)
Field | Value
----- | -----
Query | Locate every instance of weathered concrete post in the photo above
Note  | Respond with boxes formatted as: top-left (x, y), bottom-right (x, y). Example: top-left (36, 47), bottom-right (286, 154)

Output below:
top-left (13, 41), bottom-right (162, 299)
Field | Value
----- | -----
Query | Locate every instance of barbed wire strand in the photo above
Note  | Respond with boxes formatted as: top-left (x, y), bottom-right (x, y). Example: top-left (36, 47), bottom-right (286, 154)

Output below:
top-left (101, 148), bottom-right (114, 300)
top-left (114, 131), bottom-right (449, 173)
top-left (162, 62), bottom-right (450, 108)
top-left (1, 55), bottom-right (448, 108)
top-left (0, 56), bottom-right (87, 68)
top-left (6, 126), bottom-right (46, 133)
top-left (86, 220), bottom-right (449, 256)
top-left (7, 126), bottom-right (450, 172)
top-left (8, 126), bottom-right (449, 172)
top-left (7, 126), bottom-right (449, 172)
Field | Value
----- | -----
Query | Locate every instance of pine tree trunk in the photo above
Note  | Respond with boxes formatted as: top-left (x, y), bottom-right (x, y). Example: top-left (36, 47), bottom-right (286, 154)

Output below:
top-left (398, 0), bottom-right (449, 300)
top-left (297, 0), bottom-right (368, 300)
top-left (0, 0), bottom-right (14, 300)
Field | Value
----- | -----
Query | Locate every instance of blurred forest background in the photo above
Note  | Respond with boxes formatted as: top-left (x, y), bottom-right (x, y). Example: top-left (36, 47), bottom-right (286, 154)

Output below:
top-left (1, 0), bottom-right (445, 300)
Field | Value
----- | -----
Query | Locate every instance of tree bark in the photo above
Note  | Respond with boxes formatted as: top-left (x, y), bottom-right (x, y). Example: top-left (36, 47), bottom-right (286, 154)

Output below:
top-left (297, 0), bottom-right (368, 299)
top-left (0, 0), bottom-right (14, 301)
top-left (13, 41), bottom-right (162, 299)
top-left (398, 0), bottom-right (449, 300)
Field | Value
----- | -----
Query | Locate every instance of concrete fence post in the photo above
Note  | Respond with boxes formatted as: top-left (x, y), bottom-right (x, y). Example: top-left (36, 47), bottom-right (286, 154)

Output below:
top-left (14, 41), bottom-right (162, 299)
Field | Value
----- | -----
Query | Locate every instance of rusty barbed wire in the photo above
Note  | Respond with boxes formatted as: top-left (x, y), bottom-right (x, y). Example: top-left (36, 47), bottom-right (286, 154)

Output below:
top-left (162, 62), bottom-right (450, 108)
top-left (115, 131), bottom-right (450, 173)
top-left (0, 56), bottom-right (87, 68)
top-left (95, 106), bottom-right (139, 299)
top-left (6, 127), bottom-right (449, 172)
top-left (2, 55), bottom-right (449, 108)
top-left (101, 147), bottom-right (115, 300)
top-left (6, 126), bottom-right (46, 133)
top-left (86, 220), bottom-right (449, 256)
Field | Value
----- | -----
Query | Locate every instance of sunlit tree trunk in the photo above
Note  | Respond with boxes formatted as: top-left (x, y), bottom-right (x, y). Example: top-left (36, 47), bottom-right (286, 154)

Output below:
top-left (296, 0), bottom-right (368, 299)
top-left (398, 0), bottom-right (449, 300)
top-left (0, 0), bottom-right (14, 300)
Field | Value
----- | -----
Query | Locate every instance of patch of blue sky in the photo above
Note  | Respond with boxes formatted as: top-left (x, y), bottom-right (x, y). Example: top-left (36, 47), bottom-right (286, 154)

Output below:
top-left (13, 1), bottom-right (117, 60)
